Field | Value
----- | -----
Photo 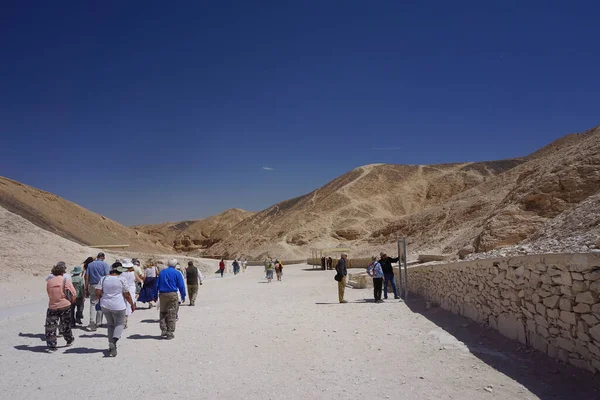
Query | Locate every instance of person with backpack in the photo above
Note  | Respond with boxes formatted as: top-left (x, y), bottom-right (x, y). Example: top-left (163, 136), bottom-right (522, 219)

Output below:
top-left (366, 256), bottom-right (384, 303)
top-left (45, 262), bottom-right (77, 352)
top-left (335, 253), bottom-right (348, 303)
top-left (232, 259), bottom-right (240, 275)
top-left (265, 259), bottom-right (275, 283)
top-left (69, 266), bottom-right (85, 325)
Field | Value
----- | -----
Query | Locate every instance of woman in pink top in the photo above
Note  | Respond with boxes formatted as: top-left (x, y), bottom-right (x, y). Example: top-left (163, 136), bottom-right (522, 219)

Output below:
top-left (45, 262), bottom-right (76, 352)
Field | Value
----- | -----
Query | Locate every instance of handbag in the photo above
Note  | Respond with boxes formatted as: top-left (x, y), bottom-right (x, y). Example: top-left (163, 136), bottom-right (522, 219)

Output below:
top-left (63, 277), bottom-right (76, 304)
top-left (334, 273), bottom-right (342, 282)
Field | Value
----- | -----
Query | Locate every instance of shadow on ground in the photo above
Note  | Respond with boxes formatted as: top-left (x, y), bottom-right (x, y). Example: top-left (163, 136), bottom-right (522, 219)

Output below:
top-left (14, 344), bottom-right (48, 353)
top-left (79, 333), bottom-right (107, 338)
top-left (63, 347), bottom-right (106, 354)
top-left (406, 296), bottom-right (600, 399)
top-left (140, 319), bottom-right (158, 323)
top-left (127, 334), bottom-right (163, 340)
top-left (18, 332), bottom-right (45, 340)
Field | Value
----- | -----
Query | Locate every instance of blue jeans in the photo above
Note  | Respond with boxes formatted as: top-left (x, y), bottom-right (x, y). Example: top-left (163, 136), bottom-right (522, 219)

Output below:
top-left (384, 274), bottom-right (398, 298)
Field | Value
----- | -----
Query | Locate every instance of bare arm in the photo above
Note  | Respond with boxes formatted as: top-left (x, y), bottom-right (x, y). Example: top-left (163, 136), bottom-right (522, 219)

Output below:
top-left (123, 291), bottom-right (136, 311)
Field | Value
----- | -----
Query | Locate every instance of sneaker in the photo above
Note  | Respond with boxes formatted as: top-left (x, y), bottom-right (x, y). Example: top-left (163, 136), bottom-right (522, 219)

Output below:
top-left (340, 300), bottom-right (348, 304)
top-left (394, 296), bottom-right (400, 299)
top-left (66, 338), bottom-right (74, 347)
top-left (109, 342), bottom-right (117, 357)
top-left (165, 333), bottom-right (175, 340)
top-left (89, 324), bottom-right (97, 332)
top-left (161, 331), bottom-right (168, 337)
top-left (383, 297), bottom-right (388, 300)
top-left (46, 347), bottom-right (58, 353)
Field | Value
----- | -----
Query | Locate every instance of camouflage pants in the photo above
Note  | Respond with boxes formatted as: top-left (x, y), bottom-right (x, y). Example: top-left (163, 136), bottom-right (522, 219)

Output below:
top-left (159, 292), bottom-right (179, 334)
top-left (45, 306), bottom-right (73, 348)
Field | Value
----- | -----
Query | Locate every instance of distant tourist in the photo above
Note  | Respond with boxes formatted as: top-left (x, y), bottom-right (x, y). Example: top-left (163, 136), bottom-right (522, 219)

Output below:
top-left (265, 259), bottom-right (275, 283)
top-left (366, 256), bottom-right (384, 303)
top-left (82, 256), bottom-right (94, 275)
top-left (379, 252), bottom-right (400, 300)
top-left (45, 262), bottom-right (76, 352)
top-left (120, 259), bottom-right (137, 329)
top-left (96, 262), bottom-right (136, 357)
top-left (69, 265), bottom-right (86, 325)
top-left (219, 259), bottom-right (225, 277)
top-left (185, 261), bottom-right (203, 306)
top-left (326, 257), bottom-right (333, 270)
top-left (321, 256), bottom-right (326, 270)
top-left (132, 258), bottom-right (145, 297)
top-left (85, 252), bottom-right (110, 331)
top-left (335, 253), bottom-right (348, 303)
top-left (242, 258), bottom-right (248, 272)
top-left (157, 258), bottom-right (186, 339)
top-left (233, 259), bottom-right (240, 275)
top-left (275, 259), bottom-right (283, 281)
top-left (138, 261), bottom-right (159, 308)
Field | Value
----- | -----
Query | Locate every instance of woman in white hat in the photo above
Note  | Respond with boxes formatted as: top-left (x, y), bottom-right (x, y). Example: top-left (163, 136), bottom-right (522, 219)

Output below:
top-left (119, 258), bottom-right (137, 328)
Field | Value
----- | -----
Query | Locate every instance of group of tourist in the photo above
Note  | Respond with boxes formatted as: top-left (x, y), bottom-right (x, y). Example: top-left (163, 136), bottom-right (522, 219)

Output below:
top-left (217, 258), bottom-right (248, 276)
top-left (335, 252), bottom-right (401, 303)
top-left (44, 252), bottom-right (202, 355)
top-left (264, 259), bottom-right (283, 282)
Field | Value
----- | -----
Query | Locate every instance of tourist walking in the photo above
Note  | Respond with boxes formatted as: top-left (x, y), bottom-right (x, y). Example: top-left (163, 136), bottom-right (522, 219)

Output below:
top-left (219, 259), bottom-right (225, 277)
top-left (45, 262), bottom-right (76, 352)
top-left (132, 258), bottom-right (145, 297)
top-left (265, 259), bottom-right (275, 282)
top-left (69, 265), bottom-right (86, 325)
top-left (120, 259), bottom-right (137, 328)
top-left (335, 253), bottom-right (348, 303)
top-left (82, 256), bottom-right (94, 275)
top-left (233, 259), bottom-right (240, 275)
top-left (185, 261), bottom-right (203, 306)
top-left (366, 256), bottom-right (384, 303)
top-left (242, 258), bottom-right (248, 272)
top-left (138, 261), bottom-right (159, 308)
top-left (157, 258), bottom-right (186, 339)
top-left (96, 262), bottom-right (136, 357)
top-left (379, 252), bottom-right (400, 299)
top-left (326, 257), bottom-right (333, 270)
top-left (85, 252), bottom-right (110, 331)
top-left (275, 260), bottom-right (283, 281)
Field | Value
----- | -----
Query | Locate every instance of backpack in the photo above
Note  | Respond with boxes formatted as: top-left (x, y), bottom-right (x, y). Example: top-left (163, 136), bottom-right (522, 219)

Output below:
top-left (71, 275), bottom-right (85, 299)
top-left (62, 278), bottom-right (77, 304)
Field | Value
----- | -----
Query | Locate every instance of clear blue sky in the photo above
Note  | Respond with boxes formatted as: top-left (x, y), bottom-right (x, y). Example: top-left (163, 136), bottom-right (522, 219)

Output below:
top-left (1, 1), bottom-right (598, 225)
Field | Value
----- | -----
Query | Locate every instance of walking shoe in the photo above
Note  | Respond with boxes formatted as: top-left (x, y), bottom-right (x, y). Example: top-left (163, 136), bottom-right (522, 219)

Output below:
top-left (66, 338), bottom-right (75, 347)
top-left (46, 347), bottom-right (58, 353)
top-left (161, 331), bottom-right (168, 337)
top-left (340, 300), bottom-right (348, 304)
top-left (394, 296), bottom-right (400, 299)
top-left (89, 324), bottom-right (97, 332)
top-left (75, 319), bottom-right (83, 325)
top-left (165, 333), bottom-right (175, 340)
top-left (109, 342), bottom-right (117, 357)
top-left (383, 297), bottom-right (388, 300)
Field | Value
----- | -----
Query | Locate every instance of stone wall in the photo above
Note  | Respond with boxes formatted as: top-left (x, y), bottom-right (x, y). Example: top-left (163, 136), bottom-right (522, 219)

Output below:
top-left (407, 253), bottom-right (600, 373)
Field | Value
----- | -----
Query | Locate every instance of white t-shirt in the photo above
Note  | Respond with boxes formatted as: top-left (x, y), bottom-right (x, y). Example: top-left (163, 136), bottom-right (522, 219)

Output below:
top-left (96, 276), bottom-right (128, 311)
top-left (121, 271), bottom-right (136, 290)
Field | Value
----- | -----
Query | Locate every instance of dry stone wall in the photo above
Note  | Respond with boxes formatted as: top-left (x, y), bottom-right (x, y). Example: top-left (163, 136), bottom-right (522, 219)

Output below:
top-left (407, 253), bottom-right (600, 373)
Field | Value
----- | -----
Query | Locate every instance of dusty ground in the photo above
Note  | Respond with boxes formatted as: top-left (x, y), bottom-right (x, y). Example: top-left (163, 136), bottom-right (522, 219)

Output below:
top-left (1, 264), bottom-right (599, 399)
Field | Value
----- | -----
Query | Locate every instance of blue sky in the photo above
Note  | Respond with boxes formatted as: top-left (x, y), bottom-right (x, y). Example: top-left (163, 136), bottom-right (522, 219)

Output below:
top-left (1, 1), bottom-right (599, 225)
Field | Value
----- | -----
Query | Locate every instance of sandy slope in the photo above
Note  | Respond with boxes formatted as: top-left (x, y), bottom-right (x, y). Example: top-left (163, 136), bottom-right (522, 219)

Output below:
top-left (1, 264), bottom-right (598, 399)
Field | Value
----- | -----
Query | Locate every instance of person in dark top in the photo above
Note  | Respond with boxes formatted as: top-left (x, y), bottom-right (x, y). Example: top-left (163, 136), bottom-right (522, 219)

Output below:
top-left (326, 257), bottom-right (333, 270)
top-left (379, 252), bottom-right (400, 299)
top-left (185, 261), bottom-right (202, 306)
top-left (335, 253), bottom-right (348, 303)
top-left (321, 257), bottom-right (326, 270)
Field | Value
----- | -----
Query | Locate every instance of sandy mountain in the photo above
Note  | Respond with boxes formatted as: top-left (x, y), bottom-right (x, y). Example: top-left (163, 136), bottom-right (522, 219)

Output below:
top-left (134, 208), bottom-right (256, 252)
top-left (0, 177), bottom-right (169, 253)
top-left (180, 125), bottom-right (600, 260)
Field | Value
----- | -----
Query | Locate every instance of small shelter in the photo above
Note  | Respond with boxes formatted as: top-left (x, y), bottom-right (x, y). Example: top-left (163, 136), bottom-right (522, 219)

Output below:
top-left (309, 247), bottom-right (351, 269)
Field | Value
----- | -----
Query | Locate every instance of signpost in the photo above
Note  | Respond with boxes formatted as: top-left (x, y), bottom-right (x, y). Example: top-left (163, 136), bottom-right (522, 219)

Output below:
top-left (397, 238), bottom-right (409, 300)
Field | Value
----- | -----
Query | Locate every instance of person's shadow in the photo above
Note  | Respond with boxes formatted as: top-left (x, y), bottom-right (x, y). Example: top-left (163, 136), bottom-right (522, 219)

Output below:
top-left (63, 347), bottom-right (106, 354)
top-left (127, 334), bottom-right (163, 340)
top-left (14, 344), bottom-right (48, 353)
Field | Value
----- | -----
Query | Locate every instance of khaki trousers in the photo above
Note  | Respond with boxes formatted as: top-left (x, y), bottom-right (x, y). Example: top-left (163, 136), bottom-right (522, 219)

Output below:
top-left (338, 276), bottom-right (346, 302)
top-left (159, 292), bottom-right (179, 334)
top-left (188, 284), bottom-right (199, 305)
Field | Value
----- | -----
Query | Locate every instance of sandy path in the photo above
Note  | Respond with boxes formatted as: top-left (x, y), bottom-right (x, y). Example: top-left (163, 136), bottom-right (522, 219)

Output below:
top-left (1, 264), bottom-right (598, 399)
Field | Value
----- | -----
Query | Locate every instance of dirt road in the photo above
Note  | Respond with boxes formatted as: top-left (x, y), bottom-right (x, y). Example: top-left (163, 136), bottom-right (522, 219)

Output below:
top-left (1, 264), bottom-right (598, 399)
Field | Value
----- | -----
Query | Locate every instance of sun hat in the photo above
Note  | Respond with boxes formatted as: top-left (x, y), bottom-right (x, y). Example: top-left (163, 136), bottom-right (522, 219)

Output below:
top-left (71, 265), bottom-right (83, 275)
top-left (111, 262), bottom-right (130, 273)
top-left (121, 258), bottom-right (134, 269)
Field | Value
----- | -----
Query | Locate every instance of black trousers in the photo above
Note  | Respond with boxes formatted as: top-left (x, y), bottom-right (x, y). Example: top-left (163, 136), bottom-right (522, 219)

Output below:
top-left (373, 278), bottom-right (383, 301)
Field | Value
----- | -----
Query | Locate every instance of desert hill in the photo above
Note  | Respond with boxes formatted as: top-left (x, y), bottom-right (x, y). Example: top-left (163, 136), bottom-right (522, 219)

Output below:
top-left (0, 177), bottom-right (169, 253)
top-left (133, 208), bottom-right (256, 252)
top-left (154, 126), bottom-right (599, 260)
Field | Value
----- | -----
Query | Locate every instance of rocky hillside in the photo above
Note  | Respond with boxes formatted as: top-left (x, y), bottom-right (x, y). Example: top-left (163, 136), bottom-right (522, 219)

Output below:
top-left (134, 208), bottom-right (255, 252)
top-left (0, 177), bottom-right (169, 253)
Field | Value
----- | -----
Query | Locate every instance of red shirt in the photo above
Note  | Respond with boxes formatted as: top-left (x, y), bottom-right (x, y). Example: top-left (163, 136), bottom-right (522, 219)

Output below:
top-left (219, 261), bottom-right (225, 270)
